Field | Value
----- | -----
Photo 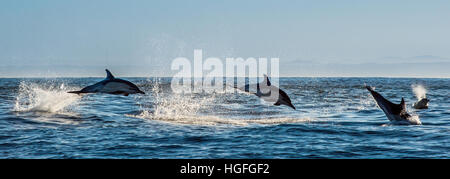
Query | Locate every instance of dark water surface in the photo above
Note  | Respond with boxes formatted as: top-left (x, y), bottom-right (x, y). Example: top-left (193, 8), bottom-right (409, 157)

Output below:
top-left (0, 77), bottom-right (448, 158)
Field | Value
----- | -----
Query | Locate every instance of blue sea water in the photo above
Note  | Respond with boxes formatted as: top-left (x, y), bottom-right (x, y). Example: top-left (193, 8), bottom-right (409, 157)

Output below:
top-left (0, 77), bottom-right (448, 158)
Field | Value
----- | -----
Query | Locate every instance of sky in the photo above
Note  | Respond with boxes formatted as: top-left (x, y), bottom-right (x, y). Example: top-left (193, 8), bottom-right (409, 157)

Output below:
top-left (0, 0), bottom-right (449, 77)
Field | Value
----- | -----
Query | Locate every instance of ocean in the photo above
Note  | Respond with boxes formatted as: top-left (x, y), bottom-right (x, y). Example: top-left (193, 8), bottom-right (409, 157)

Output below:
top-left (0, 77), bottom-right (448, 158)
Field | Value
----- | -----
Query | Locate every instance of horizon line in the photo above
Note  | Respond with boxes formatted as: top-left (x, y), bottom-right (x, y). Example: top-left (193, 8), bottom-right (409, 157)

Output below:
top-left (1, 75), bottom-right (448, 79)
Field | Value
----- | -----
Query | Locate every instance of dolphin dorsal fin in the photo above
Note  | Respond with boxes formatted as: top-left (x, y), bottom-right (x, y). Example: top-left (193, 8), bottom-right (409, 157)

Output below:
top-left (400, 98), bottom-right (406, 110)
top-left (105, 69), bottom-right (115, 79)
top-left (262, 74), bottom-right (271, 86)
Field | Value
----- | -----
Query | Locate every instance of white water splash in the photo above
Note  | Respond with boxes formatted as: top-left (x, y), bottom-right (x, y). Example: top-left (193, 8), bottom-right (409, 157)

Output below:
top-left (356, 93), bottom-right (378, 111)
top-left (132, 79), bottom-right (217, 123)
top-left (411, 84), bottom-right (427, 100)
top-left (407, 115), bottom-right (422, 125)
top-left (14, 81), bottom-right (81, 113)
top-left (131, 108), bottom-right (314, 126)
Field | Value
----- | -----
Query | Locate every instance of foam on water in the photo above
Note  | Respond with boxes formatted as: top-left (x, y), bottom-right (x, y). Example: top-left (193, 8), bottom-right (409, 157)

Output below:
top-left (131, 110), bottom-right (314, 126)
top-left (407, 115), bottom-right (422, 125)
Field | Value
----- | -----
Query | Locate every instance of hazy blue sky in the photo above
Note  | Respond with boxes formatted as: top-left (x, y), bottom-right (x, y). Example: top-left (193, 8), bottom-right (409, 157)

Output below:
top-left (1, 0), bottom-right (449, 77)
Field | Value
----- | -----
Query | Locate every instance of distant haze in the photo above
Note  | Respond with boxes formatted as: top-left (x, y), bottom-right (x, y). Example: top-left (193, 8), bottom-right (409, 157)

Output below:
top-left (1, 0), bottom-right (449, 78)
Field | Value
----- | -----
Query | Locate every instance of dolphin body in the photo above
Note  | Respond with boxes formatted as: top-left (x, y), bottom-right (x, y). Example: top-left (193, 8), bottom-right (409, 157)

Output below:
top-left (68, 69), bottom-right (145, 96)
top-left (237, 75), bottom-right (295, 110)
top-left (413, 98), bottom-right (429, 109)
top-left (366, 86), bottom-right (421, 125)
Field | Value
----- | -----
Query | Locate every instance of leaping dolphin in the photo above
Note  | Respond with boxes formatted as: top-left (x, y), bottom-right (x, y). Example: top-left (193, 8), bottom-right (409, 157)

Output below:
top-left (237, 75), bottom-right (295, 109)
top-left (68, 69), bottom-right (145, 96)
top-left (366, 86), bottom-right (421, 125)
